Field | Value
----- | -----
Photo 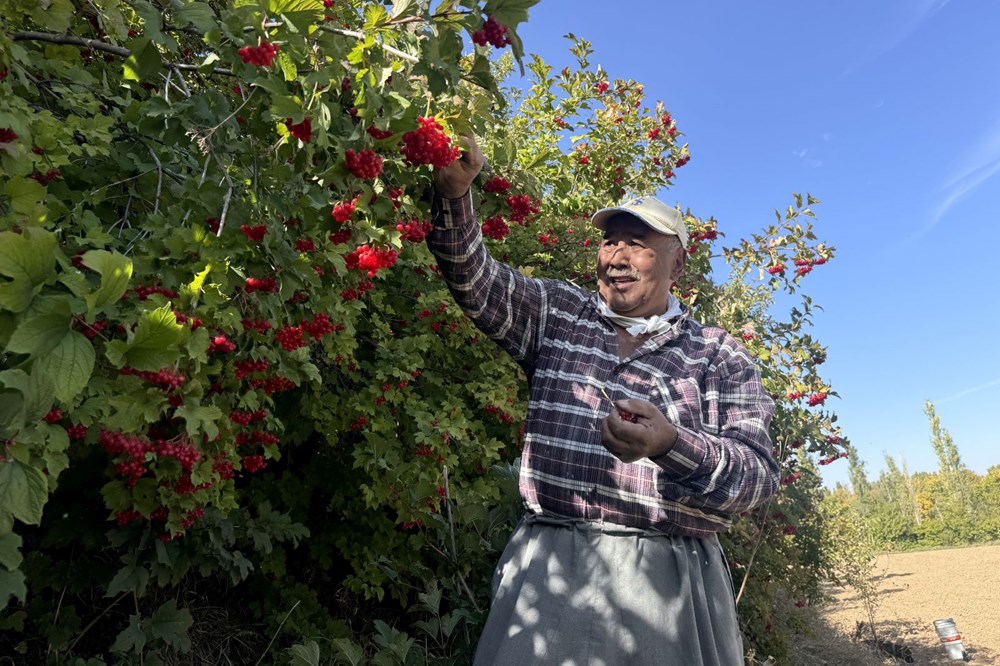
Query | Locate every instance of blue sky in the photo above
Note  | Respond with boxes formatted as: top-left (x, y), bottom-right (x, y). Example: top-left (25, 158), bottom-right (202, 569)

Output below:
top-left (515, 1), bottom-right (1000, 487)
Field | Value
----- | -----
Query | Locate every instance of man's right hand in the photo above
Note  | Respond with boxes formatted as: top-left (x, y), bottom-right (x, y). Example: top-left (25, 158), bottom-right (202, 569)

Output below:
top-left (432, 134), bottom-right (485, 199)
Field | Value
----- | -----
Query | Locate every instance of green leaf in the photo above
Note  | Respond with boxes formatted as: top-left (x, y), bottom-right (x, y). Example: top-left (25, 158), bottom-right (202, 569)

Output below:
top-left (82, 250), bottom-right (133, 314)
top-left (181, 264), bottom-right (211, 307)
top-left (174, 404), bottom-right (222, 440)
top-left (149, 599), bottom-right (193, 652)
top-left (269, 0), bottom-right (323, 30)
top-left (288, 640), bottom-right (321, 666)
top-left (0, 460), bottom-right (48, 525)
top-left (106, 561), bottom-right (150, 597)
top-left (389, 0), bottom-right (417, 21)
top-left (35, 331), bottom-right (95, 403)
top-left (0, 368), bottom-right (55, 426)
top-left (482, 0), bottom-right (537, 27)
top-left (174, 2), bottom-right (217, 33)
top-left (0, 228), bottom-right (57, 313)
top-left (0, 568), bottom-right (27, 611)
top-left (5, 310), bottom-right (71, 359)
top-left (0, 532), bottom-right (23, 571)
top-left (331, 638), bottom-right (365, 666)
top-left (29, 0), bottom-right (74, 32)
top-left (4, 177), bottom-right (46, 216)
top-left (123, 39), bottom-right (163, 82)
top-left (106, 305), bottom-right (186, 371)
top-left (111, 614), bottom-right (147, 654)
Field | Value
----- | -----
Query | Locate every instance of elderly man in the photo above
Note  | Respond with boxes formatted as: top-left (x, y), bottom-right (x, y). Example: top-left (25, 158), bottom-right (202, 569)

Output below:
top-left (427, 136), bottom-right (778, 666)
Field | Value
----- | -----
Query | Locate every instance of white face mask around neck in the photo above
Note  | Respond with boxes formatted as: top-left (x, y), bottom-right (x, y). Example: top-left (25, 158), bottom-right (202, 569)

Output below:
top-left (596, 294), bottom-right (683, 336)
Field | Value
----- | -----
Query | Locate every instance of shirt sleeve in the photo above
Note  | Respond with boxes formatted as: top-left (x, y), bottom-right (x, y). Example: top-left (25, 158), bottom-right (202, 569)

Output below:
top-left (651, 344), bottom-right (779, 515)
top-left (425, 191), bottom-right (547, 371)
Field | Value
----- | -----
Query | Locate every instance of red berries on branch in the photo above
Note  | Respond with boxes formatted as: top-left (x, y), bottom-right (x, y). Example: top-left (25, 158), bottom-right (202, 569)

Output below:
top-left (332, 197), bottom-right (357, 223)
top-left (767, 264), bottom-right (786, 276)
top-left (472, 16), bottom-right (511, 48)
top-left (367, 126), bottom-right (395, 140)
top-left (120, 366), bottom-right (186, 390)
top-left (806, 392), bottom-right (827, 407)
top-left (286, 117), bottom-right (312, 142)
top-left (245, 276), bottom-right (279, 293)
top-left (238, 41), bottom-right (279, 67)
top-left (483, 176), bottom-right (511, 194)
top-left (396, 220), bottom-right (432, 243)
top-left (240, 224), bottom-right (267, 244)
top-left (401, 117), bottom-right (461, 168)
top-left (31, 170), bottom-right (61, 185)
top-left (0, 128), bottom-right (17, 143)
top-left (482, 216), bottom-right (509, 240)
top-left (506, 194), bottom-right (539, 224)
top-left (275, 324), bottom-right (307, 351)
top-left (345, 148), bottom-right (383, 179)
top-left (344, 244), bottom-right (398, 278)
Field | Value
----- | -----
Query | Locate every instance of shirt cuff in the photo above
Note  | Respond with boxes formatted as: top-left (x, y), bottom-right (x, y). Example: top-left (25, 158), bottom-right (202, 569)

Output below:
top-left (650, 425), bottom-right (708, 479)
top-left (431, 190), bottom-right (475, 230)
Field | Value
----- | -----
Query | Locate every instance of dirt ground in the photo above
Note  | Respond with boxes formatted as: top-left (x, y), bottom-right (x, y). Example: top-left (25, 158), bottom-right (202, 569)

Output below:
top-left (794, 543), bottom-right (1000, 665)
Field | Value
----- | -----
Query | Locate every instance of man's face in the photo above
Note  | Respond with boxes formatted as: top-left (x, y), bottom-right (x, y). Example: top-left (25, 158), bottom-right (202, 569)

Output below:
top-left (597, 214), bottom-right (684, 319)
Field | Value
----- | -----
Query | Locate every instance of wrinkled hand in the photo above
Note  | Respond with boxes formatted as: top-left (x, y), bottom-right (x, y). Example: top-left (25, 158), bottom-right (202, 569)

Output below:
top-left (601, 398), bottom-right (678, 463)
top-left (432, 134), bottom-right (485, 199)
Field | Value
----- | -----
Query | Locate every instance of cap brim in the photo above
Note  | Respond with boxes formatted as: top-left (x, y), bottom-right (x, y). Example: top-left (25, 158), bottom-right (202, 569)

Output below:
top-left (591, 206), bottom-right (643, 231)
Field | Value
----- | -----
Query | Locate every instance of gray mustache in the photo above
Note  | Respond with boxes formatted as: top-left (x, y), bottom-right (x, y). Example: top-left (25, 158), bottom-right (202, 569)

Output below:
top-left (606, 270), bottom-right (639, 279)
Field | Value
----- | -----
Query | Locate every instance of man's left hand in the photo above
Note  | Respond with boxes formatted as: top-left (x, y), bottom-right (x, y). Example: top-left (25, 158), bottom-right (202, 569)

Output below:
top-left (601, 398), bottom-right (678, 463)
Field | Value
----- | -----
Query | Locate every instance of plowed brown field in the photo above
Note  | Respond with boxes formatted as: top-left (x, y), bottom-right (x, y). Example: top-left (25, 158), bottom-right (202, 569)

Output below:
top-left (793, 543), bottom-right (1000, 665)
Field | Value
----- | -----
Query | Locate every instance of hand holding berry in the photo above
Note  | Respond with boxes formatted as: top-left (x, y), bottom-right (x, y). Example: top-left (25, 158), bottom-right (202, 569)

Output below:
top-left (600, 398), bottom-right (677, 463)
top-left (432, 134), bottom-right (484, 199)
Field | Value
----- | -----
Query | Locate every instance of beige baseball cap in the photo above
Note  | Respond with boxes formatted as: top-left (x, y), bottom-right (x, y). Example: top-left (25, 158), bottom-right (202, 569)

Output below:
top-left (591, 197), bottom-right (688, 249)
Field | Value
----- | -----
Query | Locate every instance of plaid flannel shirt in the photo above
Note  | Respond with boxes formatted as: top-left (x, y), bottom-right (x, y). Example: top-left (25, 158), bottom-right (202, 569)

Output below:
top-left (427, 192), bottom-right (778, 536)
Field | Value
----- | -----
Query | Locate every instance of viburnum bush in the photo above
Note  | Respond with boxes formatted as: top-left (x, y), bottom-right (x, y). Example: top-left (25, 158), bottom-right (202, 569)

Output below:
top-left (1, 2), bottom-right (845, 663)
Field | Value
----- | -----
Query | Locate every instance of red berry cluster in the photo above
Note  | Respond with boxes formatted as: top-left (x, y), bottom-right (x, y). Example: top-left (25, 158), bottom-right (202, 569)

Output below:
top-left (120, 366), bottom-right (186, 390)
top-left (208, 335), bottom-right (237, 354)
top-left (180, 506), bottom-right (205, 528)
top-left (806, 392), bottom-right (827, 407)
top-left (213, 456), bottom-right (235, 480)
top-left (332, 197), bottom-right (357, 223)
top-left (43, 408), bottom-right (63, 424)
top-left (554, 116), bottom-right (567, 128)
top-left (174, 473), bottom-right (210, 495)
top-left (245, 277), bottom-right (279, 293)
top-left (595, 81), bottom-right (609, 95)
top-left (0, 128), bottom-right (17, 143)
top-left (345, 244), bottom-right (399, 278)
top-left (235, 430), bottom-right (280, 447)
top-left (345, 148), bottom-right (383, 179)
top-left (295, 237), bottom-right (316, 253)
top-left (506, 194), bottom-right (539, 224)
top-left (350, 416), bottom-right (368, 430)
top-left (538, 232), bottom-right (558, 248)
top-left (767, 264), bottom-right (786, 276)
top-left (367, 126), bottom-right (394, 140)
top-left (173, 312), bottom-right (204, 330)
top-left (0, 69), bottom-right (8, 80)
top-left (787, 391), bottom-right (802, 400)
top-left (240, 224), bottom-right (268, 244)
top-left (400, 117), bottom-right (461, 168)
top-left (483, 176), bottom-right (511, 193)
top-left (66, 424), bottom-right (88, 440)
top-left (781, 473), bottom-right (801, 485)
top-left (135, 285), bottom-right (179, 300)
top-left (818, 452), bottom-right (850, 466)
top-left (302, 312), bottom-right (341, 340)
top-left (286, 117), bottom-right (312, 142)
top-left (238, 41), bottom-right (279, 67)
top-left (155, 439), bottom-right (202, 471)
top-left (31, 170), bottom-right (62, 185)
top-left (483, 405), bottom-right (514, 424)
top-left (242, 455), bottom-right (267, 473)
top-left (275, 323), bottom-right (307, 351)
top-left (229, 409), bottom-right (267, 426)
top-left (116, 509), bottom-right (144, 527)
top-left (250, 376), bottom-right (297, 394)
top-left (242, 318), bottom-right (273, 334)
top-left (647, 128), bottom-right (660, 141)
top-left (741, 331), bottom-right (755, 341)
top-left (396, 219), bottom-right (432, 243)
top-left (387, 187), bottom-right (405, 208)
top-left (472, 16), bottom-right (511, 48)
top-left (676, 155), bottom-right (690, 168)
top-left (235, 359), bottom-right (270, 380)
top-left (482, 216), bottom-right (510, 240)
top-left (578, 155), bottom-right (589, 165)
top-left (78, 320), bottom-right (108, 339)
top-left (205, 217), bottom-right (221, 234)
top-left (690, 227), bottom-right (718, 243)
top-left (99, 429), bottom-right (153, 485)
top-left (328, 229), bottom-right (351, 245)
top-left (415, 445), bottom-right (433, 457)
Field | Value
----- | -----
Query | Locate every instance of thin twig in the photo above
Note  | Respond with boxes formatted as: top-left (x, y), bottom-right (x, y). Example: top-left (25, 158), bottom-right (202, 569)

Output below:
top-left (254, 599), bottom-right (301, 666)
top-left (316, 25), bottom-right (418, 63)
top-left (442, 466), bottom-right (481, 614)
top-left (67, 592), bottom-right (130, 653)
top-left (11, 31), bottom-right (234, 76)
top-left (147, 146), bottom-right (164, 216)
top-left (735, 498), bottom-right (774, 606)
